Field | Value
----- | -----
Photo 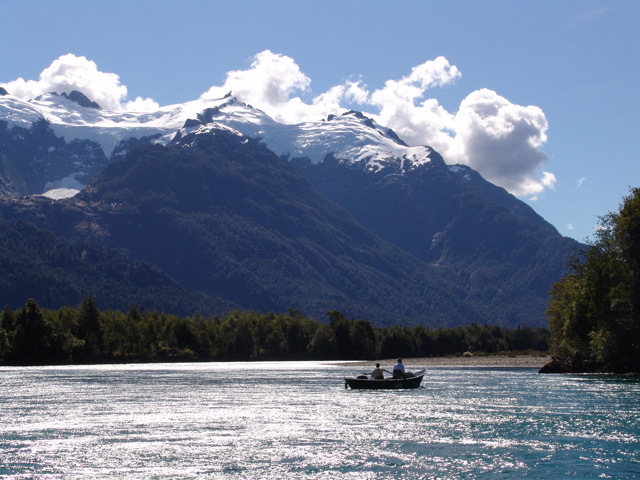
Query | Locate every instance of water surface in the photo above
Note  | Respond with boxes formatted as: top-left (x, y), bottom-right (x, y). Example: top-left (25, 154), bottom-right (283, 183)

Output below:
top-left (1, 362), bottom-right (638, 479)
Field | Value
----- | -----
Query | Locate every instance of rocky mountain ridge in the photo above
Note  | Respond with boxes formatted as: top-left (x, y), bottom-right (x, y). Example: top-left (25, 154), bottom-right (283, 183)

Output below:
top-left (0, 89), bottom-right (579, 326)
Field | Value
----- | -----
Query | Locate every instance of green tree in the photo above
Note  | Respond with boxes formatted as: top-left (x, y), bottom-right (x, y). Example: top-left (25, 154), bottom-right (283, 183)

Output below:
top-left (307, 324), bottom-right (337, 359)
top-left (547, 187), bottom-right (640, 372)
top-left (350, 319), bottom-right (376, 359)
top-left (466, 323), bottom-right (499, 353)
top-left (412, 325), bottom-right (436, 357)
top-left (1, 305), bottom-right (16, 333)
top-left (264, 321), bottom-right (287, 358)
top-left (10, 299), bottom-right (65, 364)
top-left (101, 310), bottom-right (130, 358)
top-left (0, 305), bottom-right (15, 360)
top-left (0, 321), bottom-right (7, 361)
top-left (285, 315), bottom-right (309, 359)
top-left (432, 327), bottom-right (465, 356)
top-left (612, 186), bottom-right (640, 347)
top-left (327, 310), bottom-right (351, 359)
top-left (233, 314), bottom-right (257, 360)
top-left (380, 325), bottom-right (415, 359)
top-left (76, 295), bottom-right (103, 358)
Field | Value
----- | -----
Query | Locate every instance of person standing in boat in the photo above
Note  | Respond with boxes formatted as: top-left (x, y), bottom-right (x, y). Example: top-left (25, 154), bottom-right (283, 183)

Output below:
top-left (393, 358), bottom-right (406, 379)
top-left (371, 363), bottom-right (386, 380)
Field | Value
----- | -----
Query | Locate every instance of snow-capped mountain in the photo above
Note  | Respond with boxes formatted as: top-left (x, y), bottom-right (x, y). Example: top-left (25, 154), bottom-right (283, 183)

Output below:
top-left (0, 89), bottom-right (435, 198)
top-left (199, 106), bottom-right (436, 173)
top-left (0, 88), bottom-right (579, 327)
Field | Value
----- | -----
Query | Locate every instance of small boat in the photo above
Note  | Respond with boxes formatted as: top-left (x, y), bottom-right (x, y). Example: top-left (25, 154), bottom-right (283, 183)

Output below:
top-left (344, 369), bottom-right (426, 390)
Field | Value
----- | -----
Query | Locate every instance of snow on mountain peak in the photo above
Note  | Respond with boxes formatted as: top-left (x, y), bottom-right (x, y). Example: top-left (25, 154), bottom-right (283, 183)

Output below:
top-left (181, 101), bottom-right (435, 173)
top-left (172, 122), bottom-right (247, 148)
top-left (1, 91), bottom-right (435, 191)
top-left (245, 109), bottom-right (434, 173)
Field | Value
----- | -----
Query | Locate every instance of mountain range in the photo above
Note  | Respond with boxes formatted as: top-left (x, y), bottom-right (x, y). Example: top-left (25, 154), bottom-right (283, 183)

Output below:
top-left (0, 88), bottom-right (579, 327)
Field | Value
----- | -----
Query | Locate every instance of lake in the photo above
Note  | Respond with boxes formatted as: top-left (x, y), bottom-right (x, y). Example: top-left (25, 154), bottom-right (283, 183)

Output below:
top-left (0, 361), bottom-right (638, 479)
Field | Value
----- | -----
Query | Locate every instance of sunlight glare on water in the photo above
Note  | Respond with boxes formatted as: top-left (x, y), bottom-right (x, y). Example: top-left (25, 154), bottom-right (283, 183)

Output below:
top-left (0, 362), bottom-right (638, 479)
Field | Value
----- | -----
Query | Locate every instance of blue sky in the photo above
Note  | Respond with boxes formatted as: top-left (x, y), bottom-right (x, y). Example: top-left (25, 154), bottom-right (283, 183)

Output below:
top-left (2, 0), bottom-right (638, 242)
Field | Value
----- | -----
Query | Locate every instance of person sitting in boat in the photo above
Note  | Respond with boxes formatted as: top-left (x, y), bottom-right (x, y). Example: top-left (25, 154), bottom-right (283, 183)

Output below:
top-left (393, 358), bottom-right (406, 379)
top-left (371, 363), bottom-right (387, 380)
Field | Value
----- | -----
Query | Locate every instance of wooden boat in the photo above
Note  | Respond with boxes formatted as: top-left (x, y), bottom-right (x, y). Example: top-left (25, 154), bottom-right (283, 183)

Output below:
top-left (344, 369), bottom-right (426, 390)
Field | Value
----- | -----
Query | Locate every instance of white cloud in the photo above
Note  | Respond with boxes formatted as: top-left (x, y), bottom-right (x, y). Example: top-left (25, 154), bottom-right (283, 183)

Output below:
top-left (368, 58), bottom-right (460, 156)
top-left (577, 177), bottom-right (587, 187)
top-left (371, 84), bottom-right (553, 196)
top-left (445, 89), bottom-right (552, 196)
top-left (208, 52), bottom-right (554, 197)
top-left (311, 78), bottom-right (369, 114)
top-left (201, 50), bottom-right (317, 123)
top-left (567, 224), bottom-right (575, 231)
top-left (1, 53), bottom-right (160, 111)
top-left (202, 51), bottom-right (377, 125)
top-left (125, 96), bottom-right (160, 112)
top-left (371, 56), bottom-right (460, 106)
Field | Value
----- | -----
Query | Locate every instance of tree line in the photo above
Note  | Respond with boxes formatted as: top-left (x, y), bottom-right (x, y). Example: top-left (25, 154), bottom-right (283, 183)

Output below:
top-left (546, 187), bottom-right (639, 373)
top-left (0, 297), bottom-right (549, 365)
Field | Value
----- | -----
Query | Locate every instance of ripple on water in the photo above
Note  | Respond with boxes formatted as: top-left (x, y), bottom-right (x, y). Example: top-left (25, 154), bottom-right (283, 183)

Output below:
top-left (0, 363), bottom-right (638, 479)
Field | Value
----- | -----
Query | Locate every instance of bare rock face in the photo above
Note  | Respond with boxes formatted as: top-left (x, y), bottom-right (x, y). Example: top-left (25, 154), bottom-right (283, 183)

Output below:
top-left (537, 356), bottom-right (633, 374)
top-left (61, 90), bottom-right (101, 109)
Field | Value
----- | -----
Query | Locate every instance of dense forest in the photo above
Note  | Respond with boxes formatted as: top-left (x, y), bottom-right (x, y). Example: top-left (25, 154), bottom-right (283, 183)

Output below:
top-left (1, 125), bottom-right (577, 328)
top-left (545, 187), bottom-right (640, 373)
top-left (0, 296), bottom-right (549, 365)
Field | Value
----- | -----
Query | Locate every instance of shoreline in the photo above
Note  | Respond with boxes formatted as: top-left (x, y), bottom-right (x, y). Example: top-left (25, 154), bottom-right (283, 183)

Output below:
top-left (336, 355), bottom-right (551, 369)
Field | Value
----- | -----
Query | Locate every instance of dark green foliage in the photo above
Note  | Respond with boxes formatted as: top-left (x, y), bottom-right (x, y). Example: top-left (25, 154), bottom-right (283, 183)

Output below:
top-left (547, 188), bottom-right (640, 373)
top-left (0, 218), bottom-right (237, 316)
top-left (328, 310), bottom-right (351, 359)
top-left (0, 305), bottom-right (14, 360)
top-left (380, 325), bottom-right (417, 359)
top-left (307, 325), bottom-right (338, 359)
top-left (350, 319), bottom-right (376, 360)
top-left (293, 151), bottom-right (579, 327)
top-left (0, 298), bottom-right (549, 365)
top-left (76, 295), bottom-right (103, 358)
top-left (0, 132), bottom-right (481, 326)
top-left (8, 299), bottom-right (66, 364)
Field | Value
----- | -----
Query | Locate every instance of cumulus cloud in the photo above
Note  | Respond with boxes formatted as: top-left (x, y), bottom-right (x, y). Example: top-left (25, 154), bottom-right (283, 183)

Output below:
top-left (447, 89), bottom-right (554, 196)
top-left (124, 96), bottom-right (160, 111)
top-left (369, 57), bottom-right (460, 155)
top-left (202, 50), bottom-right (313, 122)
top-left (371, 56), bottom-right (461, 106)
top-left (201, 50), bottom-right (372, 124)
top-left (1, 53), bottom-right (158, 111)
top-left (367, 81), bottom-right (554, 196)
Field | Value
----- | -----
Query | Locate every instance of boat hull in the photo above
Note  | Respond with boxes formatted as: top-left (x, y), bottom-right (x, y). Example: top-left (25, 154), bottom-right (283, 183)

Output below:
top-left (344, 370), bottom-right (425, 390)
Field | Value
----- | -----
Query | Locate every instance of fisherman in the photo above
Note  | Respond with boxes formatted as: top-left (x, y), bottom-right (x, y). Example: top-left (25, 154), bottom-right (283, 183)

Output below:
top-left (392, 358), bottom-right (406, 379)
top-left (371, 363), bottom-right (386, 380)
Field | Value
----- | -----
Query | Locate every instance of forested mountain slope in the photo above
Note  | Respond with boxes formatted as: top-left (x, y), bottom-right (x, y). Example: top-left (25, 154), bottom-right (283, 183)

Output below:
top-left (0, 127), bottom-right (481, 326)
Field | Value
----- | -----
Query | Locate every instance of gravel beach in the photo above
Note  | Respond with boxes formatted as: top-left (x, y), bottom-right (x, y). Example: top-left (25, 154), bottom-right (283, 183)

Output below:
top-left (335, 355), bottom-right (550, 369)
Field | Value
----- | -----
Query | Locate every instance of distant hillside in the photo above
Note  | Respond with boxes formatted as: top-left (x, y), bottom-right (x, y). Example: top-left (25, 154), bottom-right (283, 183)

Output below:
top-left (291, 150), bottom-right (579, 326)
top-left (0, 128), bottom-right (482, 326)
top-left (0, 218), bottom-right (235, 315)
